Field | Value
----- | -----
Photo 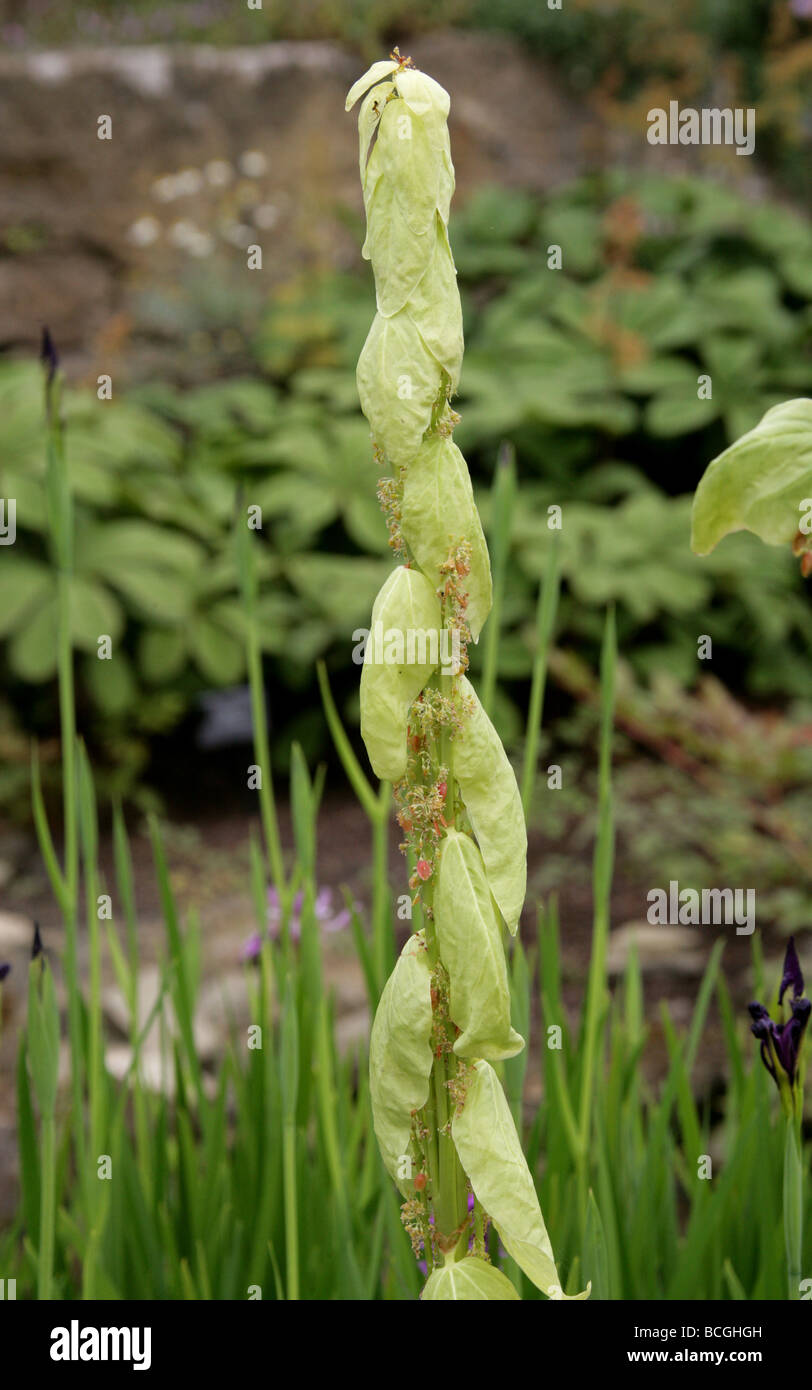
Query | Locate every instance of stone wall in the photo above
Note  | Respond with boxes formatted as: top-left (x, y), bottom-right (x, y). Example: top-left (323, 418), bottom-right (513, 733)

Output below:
top-left (0, 34), bottom-right (600, 380)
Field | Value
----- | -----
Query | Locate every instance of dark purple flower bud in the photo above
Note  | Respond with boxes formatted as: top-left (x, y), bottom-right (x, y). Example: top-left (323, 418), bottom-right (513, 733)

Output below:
top-left (0, 962), bottom-right (10, 982)
top-left (775, 997), bottom-right (812, 1086)
top-left (40, 326), bottom-right (59, 384)
top-left (31, 922), bottom-right (43, 960)
top-left (748, 1001), bottom-right (778, 1082)
top-left (779, 936), bottom-right (803, 1006)
top-left (749, 940), bottom-right (810, 1107)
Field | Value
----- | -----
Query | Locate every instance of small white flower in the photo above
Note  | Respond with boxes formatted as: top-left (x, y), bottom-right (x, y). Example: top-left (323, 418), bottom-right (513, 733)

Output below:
top-left (239, 150), bottom-right (267, 178)
top-left (152, 174), bottom-right (179, 202)
top-left (205, 159), bottom-right (234, 187)
top-left (174, 168), bottom-right (204, 196)
top-left (222, 222), bottom-right (254, 248)
top-left (128, 216), bottom-right (161, 247)
top-left (168, 219), bottom-right (201, 249)
top-left (187, 231), bottom-right (215, 258)
top-left (253, 203), bottom-right (279, 230)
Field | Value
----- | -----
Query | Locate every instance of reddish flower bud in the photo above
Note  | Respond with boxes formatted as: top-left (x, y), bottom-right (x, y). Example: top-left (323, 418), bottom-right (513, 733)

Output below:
top-left (416, 858), bottom-right (432, 881)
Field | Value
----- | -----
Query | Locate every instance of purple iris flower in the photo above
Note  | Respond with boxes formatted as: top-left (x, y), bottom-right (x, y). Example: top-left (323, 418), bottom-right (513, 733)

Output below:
top-left (241, 886), bottom-right (352, 961)
top-left (748, 937), bottom-right (810, 1104)
top-left (0, 963), bottom-right (10, 982)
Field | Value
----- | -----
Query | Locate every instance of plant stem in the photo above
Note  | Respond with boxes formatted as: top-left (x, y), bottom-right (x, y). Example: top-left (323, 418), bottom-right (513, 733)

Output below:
top-left (576, 610), bottom-right (616, 1218)
top-left (283, 1120), bottom-right (299, 1301)
top-left (38, 1112), bottom-right (56, 1300)
top-left (520, 532), bottom-right (560, 819)
top-left (784, 1115), bottom-right (803, 1301)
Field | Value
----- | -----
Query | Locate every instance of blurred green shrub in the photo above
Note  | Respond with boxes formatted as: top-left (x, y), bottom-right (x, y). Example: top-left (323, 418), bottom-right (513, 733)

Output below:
top-left (1, 170), bottom-right (810, 800)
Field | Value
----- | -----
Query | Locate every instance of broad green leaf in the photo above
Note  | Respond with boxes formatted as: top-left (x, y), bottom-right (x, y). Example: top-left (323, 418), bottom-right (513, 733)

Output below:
top-left (189, 613), bottom-right (245, 685)
top-left (70, 576), bottom-right (125, 651)
top-left (80, 520), bottom-right (204, 576)
top-left (400, 435), bottom-right (492, 639)
top-left (0, 555), bottom-right (52, 637)
top-left (9, 593), bottom-right (57, 679)
top-left (405, 216), bottom-right (463, 387)
top-left (363, 175), bottom-right (435, 317)
top-left (138, 625), bottom-right (187, 684)
top-left (107, 565), bottom-right (193, 624)
top-left (345, 59), bottom-right (400, 112)
top-left (83, 650), bottom-right (137, 715)
top-left (435, 830), bottom-right (524, 1062)
top-left (360, 565), bottom-right (441, 781)
top-left (452, 676), bottom-right (526, 934)
top-left (421, 1255), bottom-right (519, 1301)
top-left (356, 311), bottom-right (442, 468)
top-left (452, 1060), bottom-right (587, 1300)
top-left (644, 391), bottom-right (718, 438)
top-left (691, 398), bottom-right (812, 555)
top-left (369, 931), bottom-right (434, 1193)
top-left (288, 554), bottom-right (390, 628)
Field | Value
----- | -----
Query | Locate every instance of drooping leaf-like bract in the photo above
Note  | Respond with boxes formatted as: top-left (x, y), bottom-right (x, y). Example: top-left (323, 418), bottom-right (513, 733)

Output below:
top-left (421, 1255), bottom-right (520, 1301)
top-left (452, 675), bottom-right (527, 935)
top-left (691, 398), bottom-right (812, 555)
top-left (451, 1061), bottom-right (591, 1299)
top-left (359, 564), bottom-right (441, 783)
top-left (435, 830), bottom-right (524, 1061)
top-left (349, 52), bottom-right (583, 1302)
top-left (368, 931), bottom-right (434, 1194)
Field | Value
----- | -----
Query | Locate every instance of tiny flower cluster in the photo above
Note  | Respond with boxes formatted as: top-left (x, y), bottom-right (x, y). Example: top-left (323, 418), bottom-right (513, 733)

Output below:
top-left (240, 886), bottom-right (352, 961)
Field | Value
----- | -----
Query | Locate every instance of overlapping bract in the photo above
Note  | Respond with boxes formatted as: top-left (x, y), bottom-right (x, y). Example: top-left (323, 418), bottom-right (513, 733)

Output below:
top-left (350, 59), bottom-right (580, 1302)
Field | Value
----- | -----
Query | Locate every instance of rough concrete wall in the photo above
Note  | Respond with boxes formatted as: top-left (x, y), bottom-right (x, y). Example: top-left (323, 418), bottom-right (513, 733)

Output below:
top-left (0, 34), bottom-right (599, 378)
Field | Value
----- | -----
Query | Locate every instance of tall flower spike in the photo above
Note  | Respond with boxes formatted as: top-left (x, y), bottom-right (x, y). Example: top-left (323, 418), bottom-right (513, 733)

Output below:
top-left (749, 937), bottom-right (810, 1118)
top-left (348, 57), bottom-right (587, 1302)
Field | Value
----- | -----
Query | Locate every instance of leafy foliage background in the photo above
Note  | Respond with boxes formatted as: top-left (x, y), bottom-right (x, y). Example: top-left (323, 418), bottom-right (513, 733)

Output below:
top-left (2, 171), bottom-right (811, 803)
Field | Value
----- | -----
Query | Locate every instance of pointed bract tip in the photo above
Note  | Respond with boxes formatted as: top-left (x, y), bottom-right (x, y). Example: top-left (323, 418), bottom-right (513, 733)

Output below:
top-left (40, 326), bottom-right (59, 382)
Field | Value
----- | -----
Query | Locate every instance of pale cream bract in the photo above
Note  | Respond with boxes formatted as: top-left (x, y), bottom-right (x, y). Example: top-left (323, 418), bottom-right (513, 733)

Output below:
top-left (368, 931), bottom-right (434, 1195)
top-left (359, 564), bottom-right (441, 782)
top-left (349, 56), bottom-right (584, 1302)
top-left (421, 1255), bottom-right (520, 1301)
top-left (691, 398), bottom-right (812, 555)
top-left (435, 831), bottom-right (524, 1061)
top-left (453, 675), bottom-right (527, 935)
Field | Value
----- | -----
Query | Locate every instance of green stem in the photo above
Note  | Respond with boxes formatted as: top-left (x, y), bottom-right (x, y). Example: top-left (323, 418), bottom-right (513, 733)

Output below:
top-left (247, 628), bottom-right (286, 894)
top-left (576, 610), bottom-right (616, 1220)
top-left (38, 1112), bottom-right (56, 1300)
top-left (372, 785), bottom-right (392, 995)
top-left (520, 532), bottom-right (560, 819)
top-left (283, 1120), bottom-right (299, 1301)
top-left (784, 1115), bottom-right (803, 1301)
